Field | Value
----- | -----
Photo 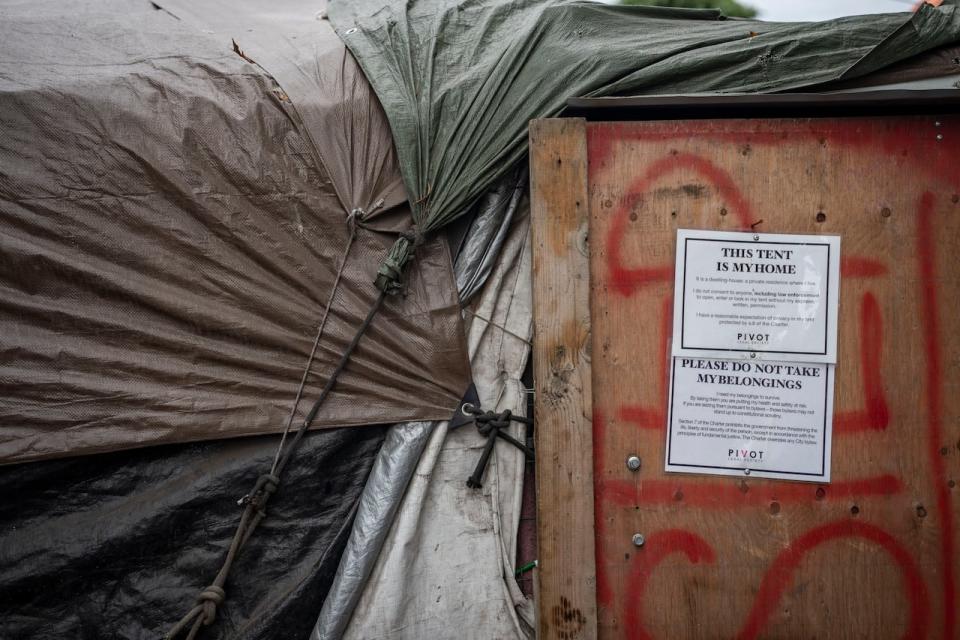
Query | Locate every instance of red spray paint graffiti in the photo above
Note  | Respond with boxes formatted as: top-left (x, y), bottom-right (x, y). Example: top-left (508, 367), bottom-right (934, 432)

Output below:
top-left (618, 521), bottom-right (929, 640)
top-left (834, 292), bottom-right (890, 434)
top-left (590, 126), bottom-right (957, 637)
top-left (736, 520), bottom-right (931, 640)
top-left (624, 530), bottom-right (716, 640)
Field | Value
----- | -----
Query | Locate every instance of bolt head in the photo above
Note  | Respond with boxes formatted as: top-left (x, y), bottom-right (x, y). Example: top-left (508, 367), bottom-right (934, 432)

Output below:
top-left (632, 533), bottom-right (646, 547)
top-left (626, 455), bottom-right (641, 471)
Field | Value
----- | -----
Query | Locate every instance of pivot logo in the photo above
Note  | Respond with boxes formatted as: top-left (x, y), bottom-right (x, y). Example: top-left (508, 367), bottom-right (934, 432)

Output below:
top-left (737, 332), bottom-right (769, 344)
top-left (728, 448), bottom-right (764, 461)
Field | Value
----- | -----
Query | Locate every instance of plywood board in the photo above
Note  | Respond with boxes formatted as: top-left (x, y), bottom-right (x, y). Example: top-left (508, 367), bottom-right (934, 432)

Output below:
top-left (581, 116), bottom-right (960, 640)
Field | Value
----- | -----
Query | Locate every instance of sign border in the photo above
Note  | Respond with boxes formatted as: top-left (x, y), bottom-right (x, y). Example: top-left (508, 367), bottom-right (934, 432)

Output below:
top-left (665, 358), bottom-right (832, 479)
top-left (681, 238), bottom-right (832, 356)
top-left (672, 229), bottom-right (841, 364)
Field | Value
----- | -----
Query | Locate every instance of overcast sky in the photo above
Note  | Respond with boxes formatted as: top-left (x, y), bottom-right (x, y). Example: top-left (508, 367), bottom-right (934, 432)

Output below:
top-left (749, 0), bottom-right (916, 22)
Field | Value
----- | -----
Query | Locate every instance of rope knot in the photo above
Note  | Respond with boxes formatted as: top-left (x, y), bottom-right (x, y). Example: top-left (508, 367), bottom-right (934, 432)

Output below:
top-left (347, 208), bottom-right (363, 232)
top-left (476, 410), bottom-right (511, 434)
top-left (196, 585), bottom-right (225, 626)
top-left (490, 410), bottom-right (512, 431)
top-left (400, 224), bottom-right (425, 248)
top-left (237, 473), bottom-right (280, 516)
top-left (247, 473), bottom-right (280, 518)
top-left (256, 473), bottom-right (280, 495)
top-left (474, 410), bottom-right (495, 434)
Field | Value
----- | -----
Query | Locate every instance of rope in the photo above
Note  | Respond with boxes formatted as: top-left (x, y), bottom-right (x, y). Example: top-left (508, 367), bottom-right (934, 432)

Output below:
top-left (270, 210), bottom-right (360, 476)
top-left (165, 211), bottom-right (388, 640)
top-left (165, 293), bottom-right (385, 639)
top-left (274, 289), bottom-right (386, 477)
top-left (461, 307), bottom-right (532, 347)
top-left (464, 406), bottom-right (535, 489)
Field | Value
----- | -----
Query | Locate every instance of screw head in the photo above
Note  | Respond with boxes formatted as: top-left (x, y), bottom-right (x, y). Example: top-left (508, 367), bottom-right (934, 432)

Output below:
top-left (753, 234), bottom-right (760, 241)
top-left (744, 468), bottom-right (752, 476)
top-left (935, 121), bottom-right (942, 127)
top-left (632, 533), bottom-right (646, 547)
top-left (626, 455), bottom-right (641, 471)
top-left (937, 133), bottom-right (944, 141)
top-left (750, 352), bottom-right (757, 359)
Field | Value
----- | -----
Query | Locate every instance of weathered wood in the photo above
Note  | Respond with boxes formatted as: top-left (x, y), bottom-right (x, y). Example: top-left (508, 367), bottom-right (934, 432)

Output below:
top-left (584, 116), bottom-right (960, 640)
top-left (530, 118), bottom-right (598, 640)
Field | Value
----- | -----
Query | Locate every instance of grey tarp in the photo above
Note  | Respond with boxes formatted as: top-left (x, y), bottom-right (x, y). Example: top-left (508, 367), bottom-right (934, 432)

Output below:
top-left (817, 42), bottom-right (960, 91)
top-left (313, 174), bottom-right (529, 638)
top-left (317, 207), bottom-right (535, 640)
top-left (0, 0), bottom-right (471, 463)
top-left (329, 0), bottom-right (960, 276)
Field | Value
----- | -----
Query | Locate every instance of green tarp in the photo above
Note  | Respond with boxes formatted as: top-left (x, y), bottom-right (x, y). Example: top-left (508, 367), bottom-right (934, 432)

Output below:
top-left (328, 0), bottom-right (960, 285)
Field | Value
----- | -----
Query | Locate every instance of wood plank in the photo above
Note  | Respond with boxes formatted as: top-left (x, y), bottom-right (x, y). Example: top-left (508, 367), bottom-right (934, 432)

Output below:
top-left (530, 117), bottom-right (598, 640)
top-left (585, 116), bottom-right (960, 640)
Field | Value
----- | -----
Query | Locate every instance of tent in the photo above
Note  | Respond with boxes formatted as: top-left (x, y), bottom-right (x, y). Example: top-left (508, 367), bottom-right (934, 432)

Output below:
top-left (2, 0), bottom-right (959, 638)
top-left (0, 0), bottom-right (474, 635)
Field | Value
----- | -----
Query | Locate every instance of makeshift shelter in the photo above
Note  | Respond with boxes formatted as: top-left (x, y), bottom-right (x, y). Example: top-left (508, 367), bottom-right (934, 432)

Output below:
top-left (0, 0), bottom-right (472, 464)
top-left (0, 0), bottom-right (471, 636)
top-left (2, 0), bottom-right (960, 638)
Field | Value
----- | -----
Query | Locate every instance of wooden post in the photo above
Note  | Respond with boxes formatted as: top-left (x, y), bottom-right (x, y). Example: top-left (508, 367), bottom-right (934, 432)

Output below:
top-left (530, 118), bottom-right (598, 640)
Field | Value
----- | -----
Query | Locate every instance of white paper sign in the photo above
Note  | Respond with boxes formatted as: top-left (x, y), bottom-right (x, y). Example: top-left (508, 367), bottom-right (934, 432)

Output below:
top-left (665, 357), bottom-right (834, 482)
top-left (672, 230), bottom-right (840, 363)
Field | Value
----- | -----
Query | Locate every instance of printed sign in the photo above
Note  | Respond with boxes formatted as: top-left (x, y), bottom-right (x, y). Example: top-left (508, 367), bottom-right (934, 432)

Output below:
top-left (672, 230), bottom-right (840, 364)
top-left (665, 357), bottom-right (834, 482)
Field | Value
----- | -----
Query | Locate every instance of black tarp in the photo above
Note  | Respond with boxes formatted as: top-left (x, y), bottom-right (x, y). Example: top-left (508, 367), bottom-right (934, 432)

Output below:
top-left (0, 424), bottom-right (387, 639)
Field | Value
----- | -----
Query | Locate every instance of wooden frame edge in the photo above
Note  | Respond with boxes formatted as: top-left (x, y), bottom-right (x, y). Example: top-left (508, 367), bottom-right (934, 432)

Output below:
top-left (529, 117), bottom-right (598, 640)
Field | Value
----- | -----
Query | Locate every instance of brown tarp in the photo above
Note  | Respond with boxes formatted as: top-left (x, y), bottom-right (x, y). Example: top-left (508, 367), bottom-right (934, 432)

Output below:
top-left (0, 0), bottom-right (471, 463)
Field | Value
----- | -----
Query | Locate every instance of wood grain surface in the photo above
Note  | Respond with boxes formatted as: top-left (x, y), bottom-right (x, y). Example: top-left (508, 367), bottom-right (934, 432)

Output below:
top-left (583, 116), bottom-right (960, 640)
top-left (531, 118), bottom-right (598, 640)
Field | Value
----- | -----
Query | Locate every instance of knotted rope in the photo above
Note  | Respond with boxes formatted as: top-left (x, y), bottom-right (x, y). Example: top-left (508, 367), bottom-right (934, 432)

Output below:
top-left (165, 207), bottom-right (397, 639)
top-left (165, 472), bottom-right (278, 640)
top-left (374, 223), bottom-right (425, 294)
top-left (462, 406), bottom-right (534, 489)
